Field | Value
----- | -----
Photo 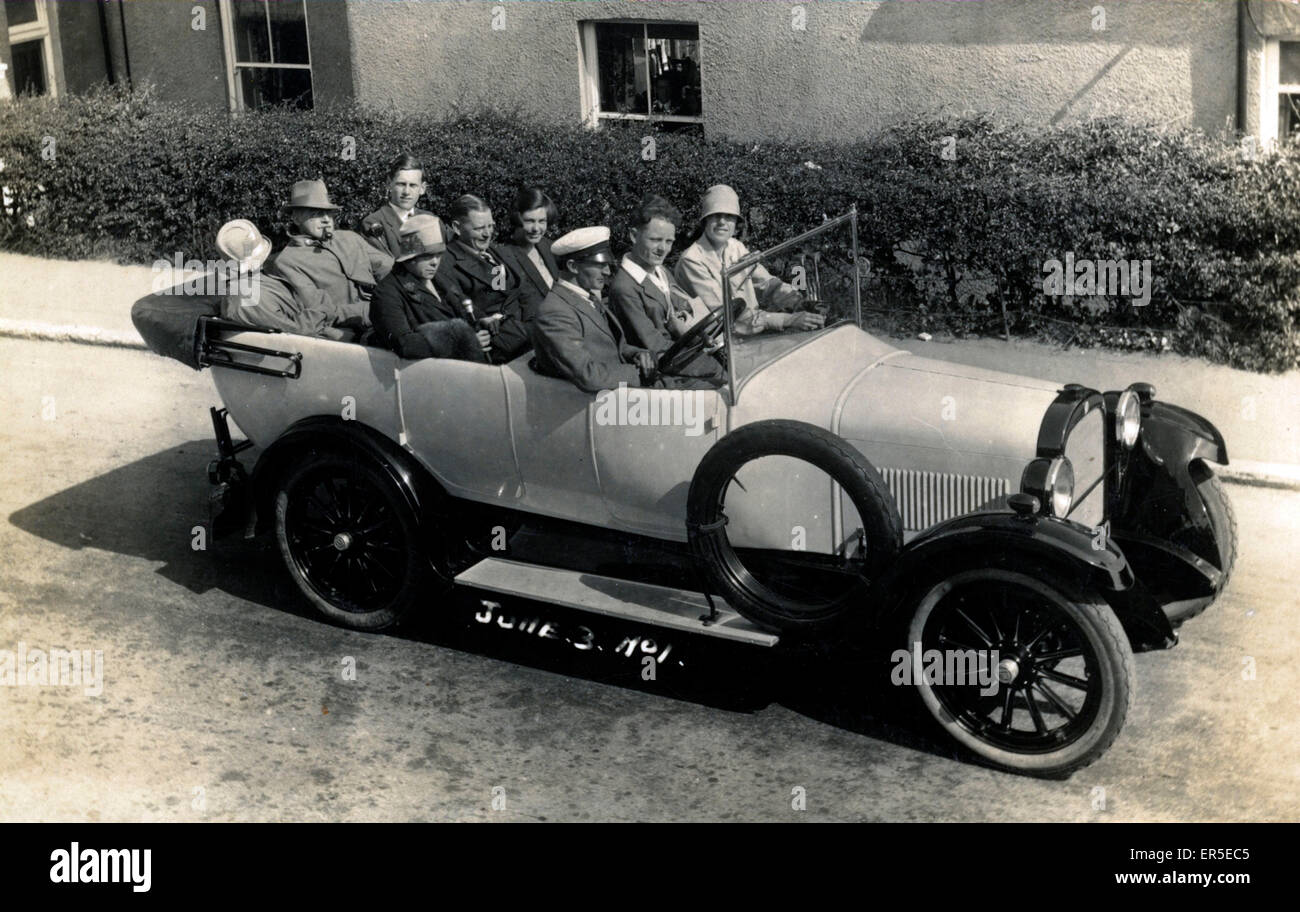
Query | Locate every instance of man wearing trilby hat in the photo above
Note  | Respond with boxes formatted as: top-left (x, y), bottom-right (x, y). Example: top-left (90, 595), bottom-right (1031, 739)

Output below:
top-left (267, 179), bottom-right (395, 342)
top-left (369, 215), bottom-right (490, 362)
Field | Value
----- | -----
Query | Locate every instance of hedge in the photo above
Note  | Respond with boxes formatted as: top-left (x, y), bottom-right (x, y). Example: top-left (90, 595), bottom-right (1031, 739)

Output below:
top-left (2, 87), bottom-right (1300, 372)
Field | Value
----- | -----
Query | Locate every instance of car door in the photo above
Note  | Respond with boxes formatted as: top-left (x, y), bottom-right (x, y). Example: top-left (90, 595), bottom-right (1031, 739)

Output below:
top-left (590, 385), bottom-right (723, 539)
top-left (397, 356), bottom-right (523, 504)
top-left (501, 358), bottom-right (612, 525)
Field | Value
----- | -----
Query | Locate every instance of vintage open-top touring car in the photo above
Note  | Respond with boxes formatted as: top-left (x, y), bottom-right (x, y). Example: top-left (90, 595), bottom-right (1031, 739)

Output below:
top-left (134, 210), bottom-right (1235, 776)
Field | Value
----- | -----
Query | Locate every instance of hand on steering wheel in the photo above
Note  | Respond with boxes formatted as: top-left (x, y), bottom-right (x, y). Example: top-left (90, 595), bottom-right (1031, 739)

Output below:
top-left (652, 305), bottom-right (728, 381)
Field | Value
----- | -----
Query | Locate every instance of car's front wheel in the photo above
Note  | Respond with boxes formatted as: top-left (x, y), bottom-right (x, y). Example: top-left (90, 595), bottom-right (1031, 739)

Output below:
top-left (274, 451), bottom-right (430, 630)
top-left (898, 564), bottom-right (1134, 777)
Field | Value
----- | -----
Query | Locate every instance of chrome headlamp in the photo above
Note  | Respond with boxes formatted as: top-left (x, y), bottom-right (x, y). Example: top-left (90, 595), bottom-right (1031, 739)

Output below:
top-left (1020, 456), bottom-right (1075, 518)
top-left (1116, 388), bottom-right (1142, 449)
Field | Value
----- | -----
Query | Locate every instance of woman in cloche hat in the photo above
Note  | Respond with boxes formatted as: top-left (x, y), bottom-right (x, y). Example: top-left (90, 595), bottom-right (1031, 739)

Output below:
top-left (673, 184), bottom-right (824, 335)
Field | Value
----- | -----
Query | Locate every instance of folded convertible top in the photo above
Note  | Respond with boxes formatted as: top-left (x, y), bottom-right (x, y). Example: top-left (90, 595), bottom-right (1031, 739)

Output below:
top-left (130, 278), bottom-right (223, 370)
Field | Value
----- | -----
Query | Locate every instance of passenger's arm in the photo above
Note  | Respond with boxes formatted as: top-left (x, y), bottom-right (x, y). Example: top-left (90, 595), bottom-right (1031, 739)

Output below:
top-left (364, 244), bottom-right (394, 283)
top-left (369, 283), bottom-right (434, 359)
top-left (673, 253), bottom-right (724, 314)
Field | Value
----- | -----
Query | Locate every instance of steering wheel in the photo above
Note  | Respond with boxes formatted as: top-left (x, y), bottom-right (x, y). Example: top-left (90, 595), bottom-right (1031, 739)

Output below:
top-left (654, 300), bottom-right (738, 379)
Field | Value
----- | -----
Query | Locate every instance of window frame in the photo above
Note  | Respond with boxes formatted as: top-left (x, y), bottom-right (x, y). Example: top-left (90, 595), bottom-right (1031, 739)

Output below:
top-left (5, 0), bottom-right (57, 98)
top-left (578, 19), bottom-right (703, 128)
top-left (216, 0), bottom-right (314, 112)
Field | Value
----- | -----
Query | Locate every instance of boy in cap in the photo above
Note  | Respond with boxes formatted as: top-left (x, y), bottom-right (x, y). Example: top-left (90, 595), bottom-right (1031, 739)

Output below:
top-left (361, 154), bottom-right (436, 257)
top-left (267, 179), bottom-right (395, 341)
top-left (369, 215), bottom-right (489, 362)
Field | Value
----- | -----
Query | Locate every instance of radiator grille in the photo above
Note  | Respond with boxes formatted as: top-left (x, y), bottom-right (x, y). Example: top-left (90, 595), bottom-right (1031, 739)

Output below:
top-left (880, 468), bottom-right (1012, 532)
top-left (1065, 407), bottom-right (1106, 528)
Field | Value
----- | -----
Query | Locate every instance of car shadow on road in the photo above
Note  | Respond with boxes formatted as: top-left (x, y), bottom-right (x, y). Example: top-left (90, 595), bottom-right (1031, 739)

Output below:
top-left (7, 440), bottom-right (315, 618)
top-left (8, 440), bottom-right (974, 773)
top-left (386, 595), bottom-right (967, 772)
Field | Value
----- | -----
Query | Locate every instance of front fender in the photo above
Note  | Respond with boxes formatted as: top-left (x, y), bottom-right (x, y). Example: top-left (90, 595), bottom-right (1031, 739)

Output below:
top-left (1139, 400), bottom-right (1228, 470)
top-left (1111, 397), bottom-right (1228, 575)
top-left (877, 511), bottom-right (1176, 651)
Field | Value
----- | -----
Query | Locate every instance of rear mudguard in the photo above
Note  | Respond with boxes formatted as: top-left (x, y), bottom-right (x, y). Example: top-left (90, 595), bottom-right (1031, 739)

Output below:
top-left (876, 511), bottom-right (1176, 651)
top-left (1109, 397), bottom-right (1229, 593)
top-left (245, 417), bottom-right (475, 576)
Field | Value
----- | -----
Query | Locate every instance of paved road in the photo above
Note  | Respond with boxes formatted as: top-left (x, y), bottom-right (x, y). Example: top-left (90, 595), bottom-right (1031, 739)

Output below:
top-left (1, 338), bottom-right (1297, 821)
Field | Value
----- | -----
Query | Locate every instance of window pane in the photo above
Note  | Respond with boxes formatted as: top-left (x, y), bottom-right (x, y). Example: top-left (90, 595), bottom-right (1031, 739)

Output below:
top-left (4, 0), bottom-right (39, 28)
top-left (1280, 93), bottom-right (1300, 145)
top-left (268, 0), bottom-right (309, 65)
top-left (647, 23), bottom-right (698, 42)
top-left (239, 66), bottom-right (312, 110)
top-left (232, 0), bottom-right (271, 64)
top-left (647, 29), bottom-right (701, 117)
top-left (1282, 42), bottom-right (1300, 86)
top-left (9, 38), bottom-right (46, 95)
top-left (595, 22), bottom-right (648, 116)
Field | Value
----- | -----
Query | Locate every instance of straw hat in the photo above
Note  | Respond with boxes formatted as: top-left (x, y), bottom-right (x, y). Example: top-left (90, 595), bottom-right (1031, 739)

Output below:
top-left (215, 219), bottom-right (272, 271)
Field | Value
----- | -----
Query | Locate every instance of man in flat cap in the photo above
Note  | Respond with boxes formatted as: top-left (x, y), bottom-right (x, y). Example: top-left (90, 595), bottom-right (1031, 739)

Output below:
top-left (369, 214), bottom-right (489, 362)
top-left (531, 226), bottom-right (656, 393)
top-left (267, 179), bottom-right (394, 341)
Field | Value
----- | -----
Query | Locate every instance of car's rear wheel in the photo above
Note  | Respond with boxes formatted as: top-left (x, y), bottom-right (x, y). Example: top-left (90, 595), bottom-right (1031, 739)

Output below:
top-left (899, 564), bottom-right (1134, 777)
top-left (274, 451), bottom-right (429, 630)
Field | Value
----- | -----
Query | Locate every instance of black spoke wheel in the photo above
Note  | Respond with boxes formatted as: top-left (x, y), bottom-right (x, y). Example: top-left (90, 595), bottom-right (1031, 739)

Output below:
top-left (274, 451), bottom-right (427, 630)
top-left (903, 565), bottom-right (1134, 777)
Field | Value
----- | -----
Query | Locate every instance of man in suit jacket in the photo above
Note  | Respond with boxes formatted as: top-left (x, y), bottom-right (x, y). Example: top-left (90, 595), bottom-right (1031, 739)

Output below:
top-left (361, 154), bottom-right (435, 258)
top-left (530, 227), bottom-right (654, 393)
top-left (369, 215), bottom-right (489, 362)
top-left (608, 195), bottom-right (711, 355)
top-left (442, 194), bottom-right (531, 364)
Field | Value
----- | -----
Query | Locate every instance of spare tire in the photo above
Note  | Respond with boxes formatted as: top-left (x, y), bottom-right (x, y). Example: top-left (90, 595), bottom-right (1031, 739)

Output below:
top-left (686, 420), bottom-right (902, 637)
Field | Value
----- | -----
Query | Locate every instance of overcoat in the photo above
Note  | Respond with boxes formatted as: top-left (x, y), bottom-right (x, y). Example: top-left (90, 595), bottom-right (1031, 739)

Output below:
top-left (369, 267), bottom-right (485, 361)
top-left (268, 230), bottom-right (394, 325)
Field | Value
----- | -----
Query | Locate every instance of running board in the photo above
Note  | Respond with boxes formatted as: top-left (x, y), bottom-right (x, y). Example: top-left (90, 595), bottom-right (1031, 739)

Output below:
top-left (453, 558), bottom-right (779, 647)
